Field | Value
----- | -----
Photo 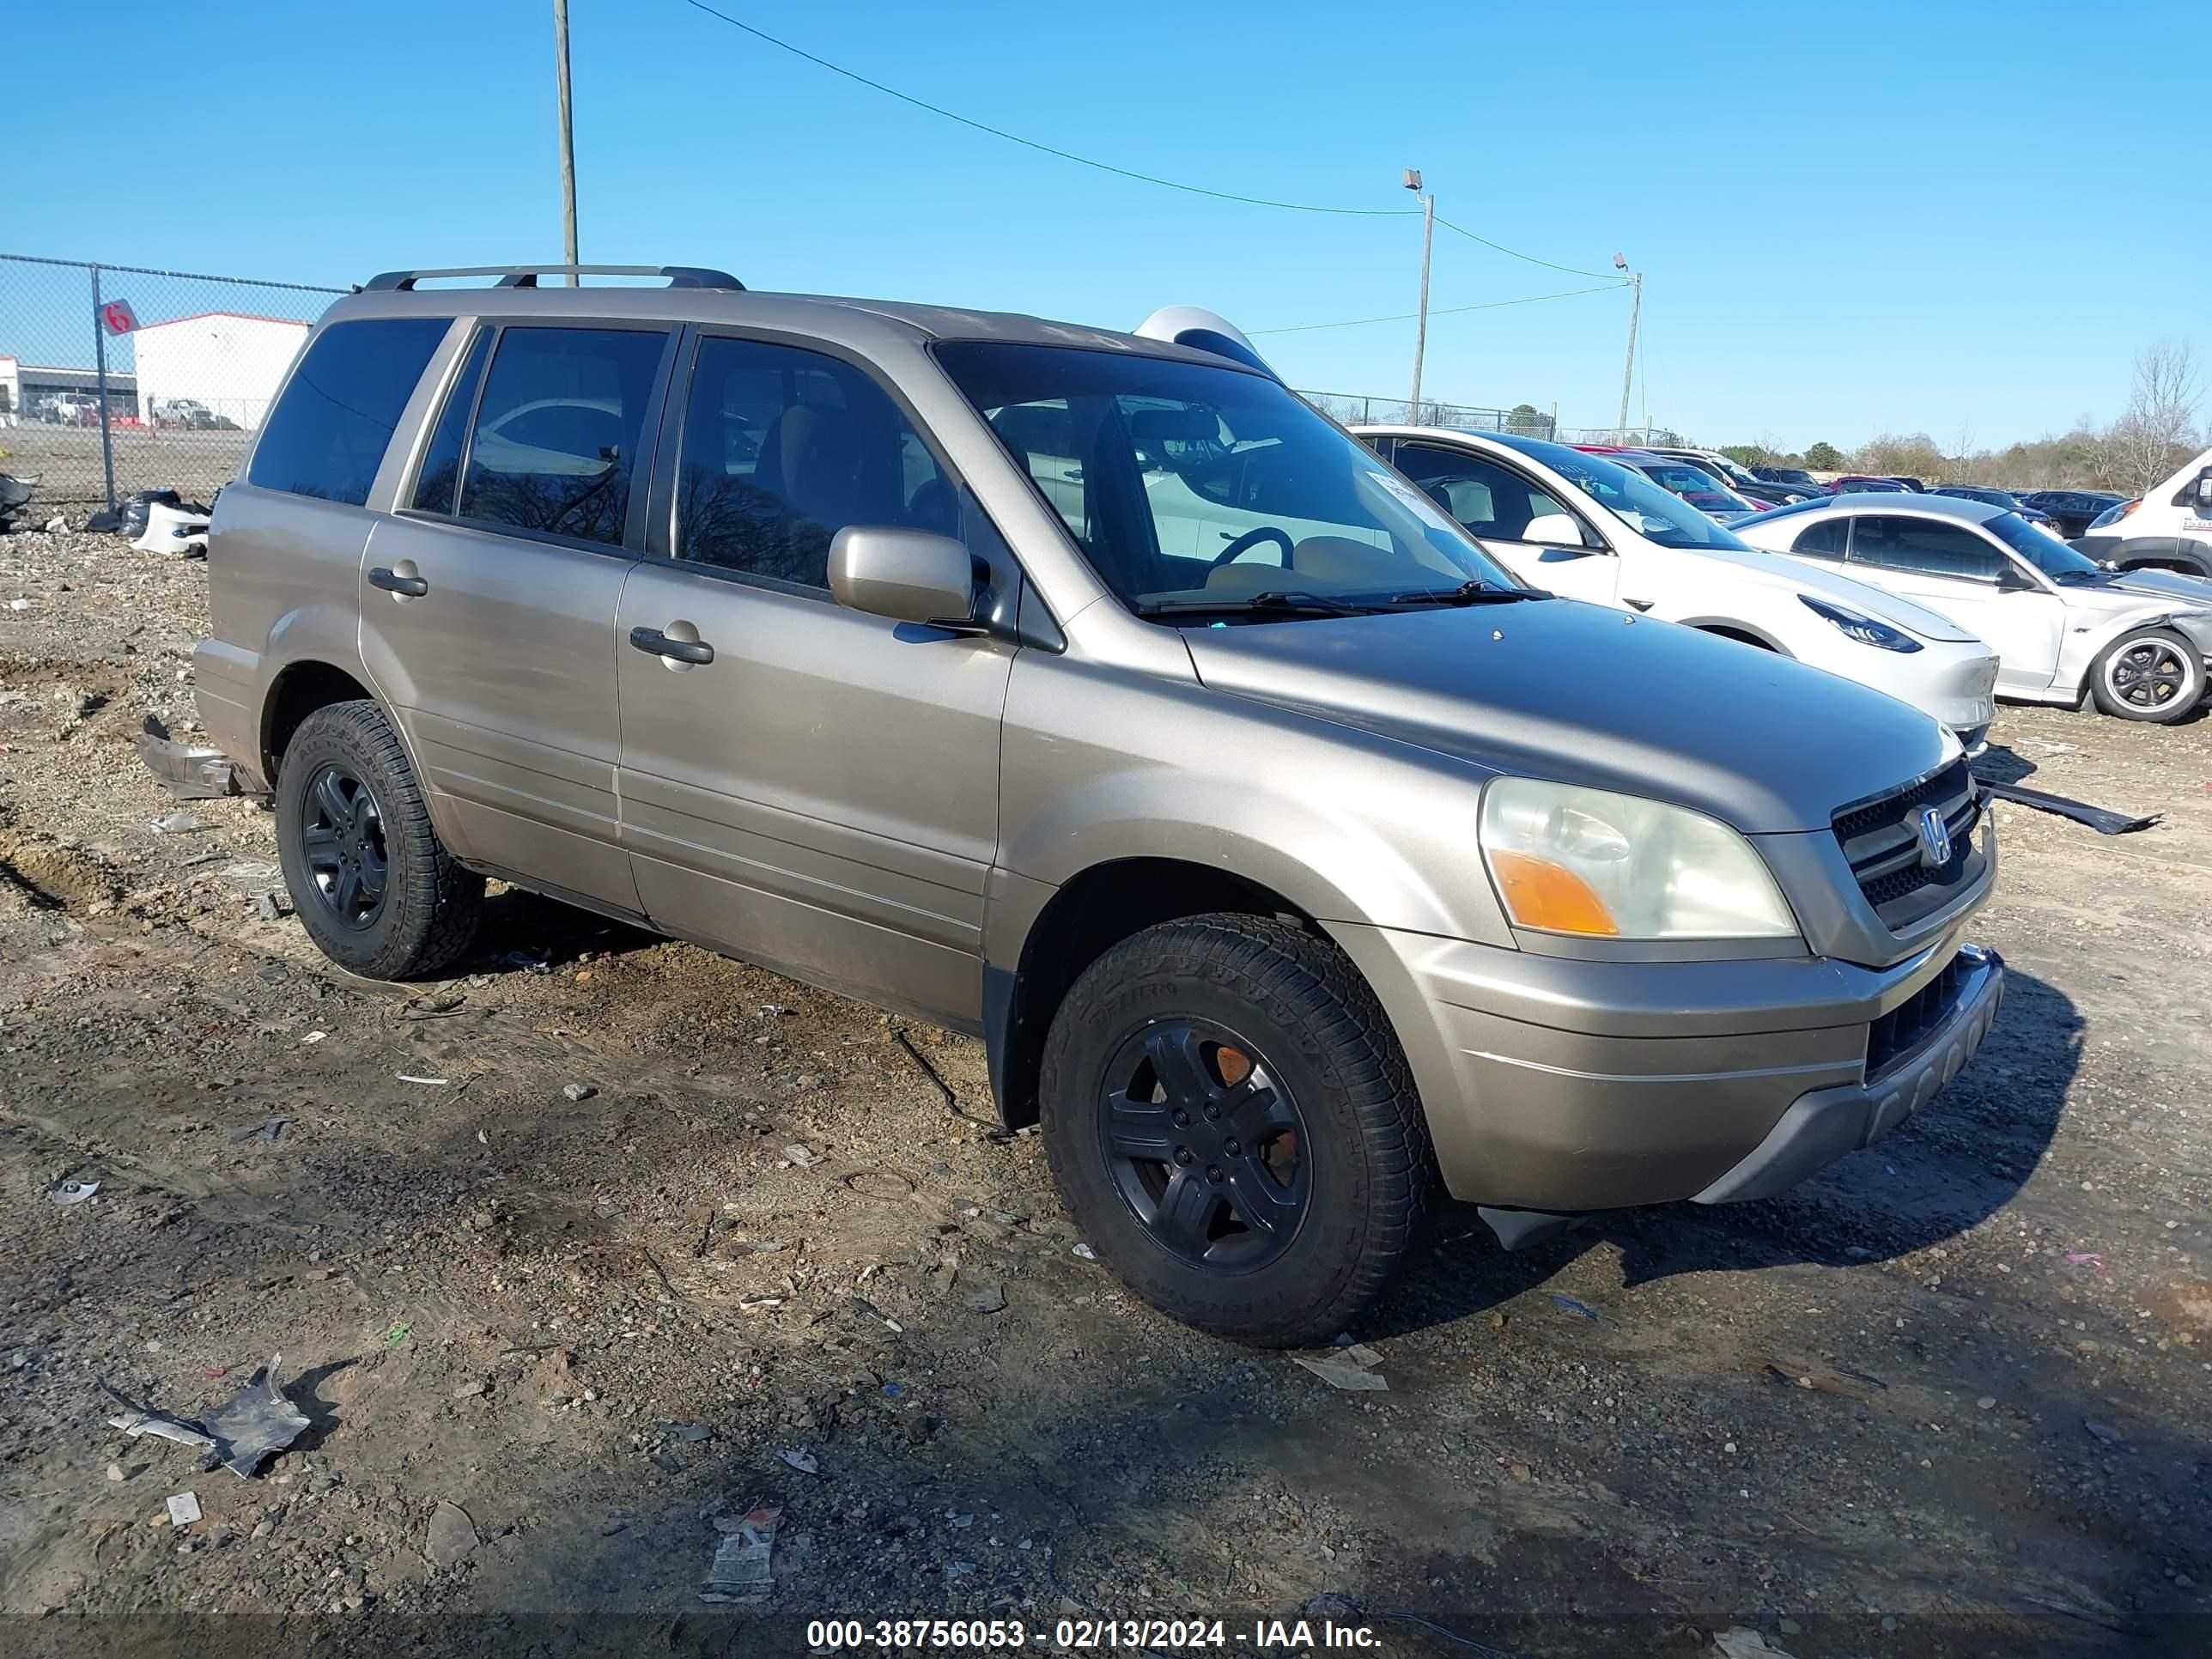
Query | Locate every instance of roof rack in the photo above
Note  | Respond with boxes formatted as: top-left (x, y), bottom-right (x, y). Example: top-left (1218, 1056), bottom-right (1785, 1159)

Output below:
top-left (361, 264), bottom-right (744, 293)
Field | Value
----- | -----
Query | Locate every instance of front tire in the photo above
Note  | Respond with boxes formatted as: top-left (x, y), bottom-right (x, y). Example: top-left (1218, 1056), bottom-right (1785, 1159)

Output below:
top-left (1039, 915), bottom-right (1432, 1347)
top-left (276, 701), bottom-right (483, 978)
top-left (2089, 628), bottom-right (2205, 722)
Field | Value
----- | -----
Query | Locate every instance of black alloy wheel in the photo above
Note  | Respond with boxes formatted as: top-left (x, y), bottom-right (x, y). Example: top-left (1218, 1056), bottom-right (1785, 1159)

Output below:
top-left (298, 762), bottom-right (390, 929)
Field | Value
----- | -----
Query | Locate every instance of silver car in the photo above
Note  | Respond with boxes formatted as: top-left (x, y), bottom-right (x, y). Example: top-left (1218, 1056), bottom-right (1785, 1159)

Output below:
top-left (192, 264), bottom-right (2004, 1346)
top-left (1736, 491), bottom-right (2212, 722)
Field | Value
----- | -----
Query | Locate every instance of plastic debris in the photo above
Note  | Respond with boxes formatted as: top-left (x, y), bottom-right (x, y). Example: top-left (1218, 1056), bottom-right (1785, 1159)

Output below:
top-left (102, 1355), bottom-right (311, 1477)
top-left (166, 1492), bottom-right (202, 1527)
top-left (775, 1448), bottom-right (818, 1474)
top-left (782, 1144), bottom-right (820, 1167)
top-left (1977, 779), bottom-right (2158, 836)
top-left (300, 1031), bottom-right (327, 1045)
top-left (1712, 1629), bottom-right (1797, 1659)
top-left (1292, 1354), bottom-right (1388, 1392)
top-left (227, 1117), bottom-right (292, 1144)
top-left (701, 1504), bottom-right (781, 1601)
top-left (150, 811), bottom-right (211, 836)
top-left (1549, 1293), bottom-right (1602, 1322)
top-left (50, 1180), bottom-right (100, 1205)
top-left (385, 1322), bottom-right (411, 1346)
top-left (136, 722), bottom-right (246, 800)
top-left (1071, 1243), bottom-right (1097, 1261)
top-left (396, 1075), bottom-right (449, 1085)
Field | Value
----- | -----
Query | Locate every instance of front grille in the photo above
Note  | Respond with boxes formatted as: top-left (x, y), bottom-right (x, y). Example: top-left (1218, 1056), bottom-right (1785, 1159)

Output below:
top-left (1866, 954), bottom-right (1968, 1079)
top-left (1832, 759), bottom-right (1981, 923)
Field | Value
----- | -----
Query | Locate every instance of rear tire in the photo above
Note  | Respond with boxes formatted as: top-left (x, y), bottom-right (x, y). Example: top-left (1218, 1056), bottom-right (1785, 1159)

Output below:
top-left (1039, 914), bottom-right (1432, 1347)
top-left (2088, 628), bottom-right (2205, 723)
top-left (276, 700), bottom-right (483, 978)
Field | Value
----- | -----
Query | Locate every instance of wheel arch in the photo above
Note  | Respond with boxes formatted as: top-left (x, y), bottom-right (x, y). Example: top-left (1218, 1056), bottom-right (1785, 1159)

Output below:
top-left (986, 857), bottom-right (1330, 1130)
top-left (260, 659), bottom-right (375, 786)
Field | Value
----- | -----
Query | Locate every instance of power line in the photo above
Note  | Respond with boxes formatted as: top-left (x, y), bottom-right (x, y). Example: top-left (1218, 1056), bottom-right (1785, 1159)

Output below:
top-left (676, 0), bottom-right (1410, 216)
top-left (1251, 282), bottom-right (1628, 337)
top-left (674, 0), bottom-right (1616, 287)
top-left (1432, 214), bottom-right (1620, 282)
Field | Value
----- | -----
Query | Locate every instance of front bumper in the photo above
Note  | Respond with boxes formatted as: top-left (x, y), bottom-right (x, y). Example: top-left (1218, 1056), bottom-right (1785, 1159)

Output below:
top-left (1327, 921), bottom-right (2003, 1212)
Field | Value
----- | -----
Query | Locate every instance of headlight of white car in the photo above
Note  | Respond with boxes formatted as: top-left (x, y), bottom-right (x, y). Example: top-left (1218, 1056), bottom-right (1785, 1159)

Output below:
top-left (1799, 594), bottom-right (1923, 653)
top-left (1479, 778), bottom-right (1799, 939)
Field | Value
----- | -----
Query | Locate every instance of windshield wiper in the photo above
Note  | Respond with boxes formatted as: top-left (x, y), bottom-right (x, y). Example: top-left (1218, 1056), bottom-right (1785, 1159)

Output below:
top-left (1136, 589), bottom-right (1382, 620)
top-left (1386, 579), bottom-right (1551, 607)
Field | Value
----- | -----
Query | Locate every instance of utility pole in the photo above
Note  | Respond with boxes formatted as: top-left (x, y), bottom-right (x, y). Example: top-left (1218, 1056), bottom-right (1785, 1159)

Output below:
top-left (1405, 169), bottom-right (1434, 419)
top-left (553, 0), bottom-right (580, 283)
top-left (1613, 253), bottom-right (1642, 438)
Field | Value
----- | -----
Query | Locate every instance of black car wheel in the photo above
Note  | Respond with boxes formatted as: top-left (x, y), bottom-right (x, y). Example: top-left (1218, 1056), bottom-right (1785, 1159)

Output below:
top-left (1041, 914), bottom-right (1432, 1347)
top-left (276, 701), bottom-right (483, 978)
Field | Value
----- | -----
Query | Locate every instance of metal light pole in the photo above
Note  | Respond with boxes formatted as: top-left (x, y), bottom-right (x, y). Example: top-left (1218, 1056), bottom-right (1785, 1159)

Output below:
top-left (1405, 169), bottom-right (1434, 418)
top-left (553, 0), bottom-right (580, 283)
top-left (1613, 252), bottom-right (1642, 438)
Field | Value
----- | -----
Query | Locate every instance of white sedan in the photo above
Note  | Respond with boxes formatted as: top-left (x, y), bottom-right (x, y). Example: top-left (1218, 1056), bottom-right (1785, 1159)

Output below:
top-left (1734, 492), bottom-right (2212, 723)
top-left (1352, 426), bottom-right (2002, 748)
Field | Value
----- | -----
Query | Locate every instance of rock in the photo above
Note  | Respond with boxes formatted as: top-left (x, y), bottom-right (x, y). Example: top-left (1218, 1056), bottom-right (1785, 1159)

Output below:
top-left (562, 1083), bottom-right (596, 1102)
top-left (252, 1520), bottom-right (275, 1539)
top-left (2084, 1419), bottom-right (2124, 1446)
top-left (1712, 1629), bottom-right (1797, 1658)
top-left (425, 1501), bottom-right (480, 1568)
top-left (255, 891), bottom-right (283, 922)
top-left (966, 1282), bottom-right (1007, 1315)
top-left (106, 1462), bottom-right (125, 1483)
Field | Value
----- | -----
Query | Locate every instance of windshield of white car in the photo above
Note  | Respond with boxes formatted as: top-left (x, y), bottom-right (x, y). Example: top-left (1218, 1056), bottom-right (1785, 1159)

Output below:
top-left (1984, 510), bottom-right (2108, 580)
top-left (934, 342), bottom-right (1516, 618)
top-left (1501, 440), bottom-right (1754, 550)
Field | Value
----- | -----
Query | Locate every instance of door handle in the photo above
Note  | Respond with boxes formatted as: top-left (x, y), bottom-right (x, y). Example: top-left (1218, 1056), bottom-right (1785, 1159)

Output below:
top-left (629, 625), bottom-right (714, 665)
top-left (369, 567), bottom-right (428, 597)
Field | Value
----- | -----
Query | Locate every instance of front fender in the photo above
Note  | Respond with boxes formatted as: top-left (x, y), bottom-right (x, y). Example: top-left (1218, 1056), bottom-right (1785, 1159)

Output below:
top-left (995, 653), bottom-right (1516, 949)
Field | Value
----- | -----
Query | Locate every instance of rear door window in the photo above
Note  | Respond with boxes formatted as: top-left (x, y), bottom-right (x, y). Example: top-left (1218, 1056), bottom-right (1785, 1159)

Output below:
top-left (458, 325), bottom-right (670, 547)
top-left (1393, 441), bottom-right (1590, 545)
top-left (247, 318), bottom-right (450, 505)
top-left (1848, 515), bottom-right (2004, 581)
top-left (1790, 519), bottom-right (1849, 559)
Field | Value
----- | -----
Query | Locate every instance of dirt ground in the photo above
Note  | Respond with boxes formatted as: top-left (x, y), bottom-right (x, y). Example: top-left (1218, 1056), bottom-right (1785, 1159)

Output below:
top-left (0, 527), bottom-right (2205, 1659)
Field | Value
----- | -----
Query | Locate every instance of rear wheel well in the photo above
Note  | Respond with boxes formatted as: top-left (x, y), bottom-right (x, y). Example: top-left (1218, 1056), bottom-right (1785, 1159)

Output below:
top-left (2122, 556), bottom-right (2212, 577)
top-left (992, 859), bottom-right (1320, 1129)
top-left (262, 662), bottom-right (373, 785)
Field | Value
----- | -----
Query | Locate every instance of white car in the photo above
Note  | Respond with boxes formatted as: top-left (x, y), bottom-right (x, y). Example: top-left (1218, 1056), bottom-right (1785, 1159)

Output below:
top-left (1352, 426), bottom-right (2001, 748)
top-left (1735, 491), bottom-right (2212, 723)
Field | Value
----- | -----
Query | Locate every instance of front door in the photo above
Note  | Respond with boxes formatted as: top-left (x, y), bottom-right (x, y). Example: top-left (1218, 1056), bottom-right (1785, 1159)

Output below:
top-left (614, 331), bottom-right (1012, 1026)
top-left (1390, 440), bottom-right (1621, 605)
top-left (360, 319), bottom-right (675, 910)
top-left (1844, 514), bottom-right (2066, 696)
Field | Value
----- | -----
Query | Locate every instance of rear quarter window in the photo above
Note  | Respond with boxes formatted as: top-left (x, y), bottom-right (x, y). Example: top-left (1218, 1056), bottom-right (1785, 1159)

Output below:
top-left (247, 318), bottom-right (451, 505)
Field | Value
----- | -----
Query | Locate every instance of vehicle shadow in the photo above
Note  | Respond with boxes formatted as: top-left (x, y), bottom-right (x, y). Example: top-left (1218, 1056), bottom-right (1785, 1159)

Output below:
top-left (1366, 964), bottom-right (2082, 1335)
top-left (465, 885), bottom-right (661, 975)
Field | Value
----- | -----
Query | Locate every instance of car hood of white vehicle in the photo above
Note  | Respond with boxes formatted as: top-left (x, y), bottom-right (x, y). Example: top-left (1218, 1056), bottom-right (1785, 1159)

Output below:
top-left (1656, 540), bottom-right (1984, 643)
top-left (2087, 565), bottom-right (2212, 613)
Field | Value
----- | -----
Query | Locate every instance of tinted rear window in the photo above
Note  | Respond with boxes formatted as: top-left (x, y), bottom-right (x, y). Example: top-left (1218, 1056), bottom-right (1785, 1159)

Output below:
top-left (247, 318), bottom-right (450, 504)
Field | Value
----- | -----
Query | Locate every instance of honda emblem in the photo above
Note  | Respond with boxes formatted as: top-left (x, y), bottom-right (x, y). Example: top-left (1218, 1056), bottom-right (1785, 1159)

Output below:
top-left (1915, 805), bottom-right (1952, 869)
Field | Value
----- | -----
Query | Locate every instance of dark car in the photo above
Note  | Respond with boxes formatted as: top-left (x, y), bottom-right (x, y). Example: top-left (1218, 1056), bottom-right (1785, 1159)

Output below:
top-left (1885, 477), bottom-right (1928, 491)
top-left (1755, 466), bottom-right (1822, 491)
top-left (2020, 489), bottom-right (2130, 538)
top-left (1826, 475), bottom-right (1911, 495)
top-left (1928, 484), bottom-right (2060, 531)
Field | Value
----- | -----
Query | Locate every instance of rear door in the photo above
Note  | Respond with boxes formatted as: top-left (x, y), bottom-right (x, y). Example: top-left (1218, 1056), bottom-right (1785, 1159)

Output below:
top-left (612, 331), bottom-right (1012, 1025)
top-left (360, 319), bottom-right (676, 910)
top-left (1844, 514), bottom-right (2065, 695)
top-left (1390, 439), bottom-right (1620, 605)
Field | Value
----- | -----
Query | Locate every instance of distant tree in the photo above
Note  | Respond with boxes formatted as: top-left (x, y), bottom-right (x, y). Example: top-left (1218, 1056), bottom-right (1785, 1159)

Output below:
top-left (1718, 443), bottom-right (1771, 469)
top-left (2112, 339), bottom-right (2204, 491)
top-left (1803, 441), bottom-right (1844, 471)
top-left (1853, 431), bottom-right (1946, 481)
top-left (1504, 402), bottom-right (1551, 437)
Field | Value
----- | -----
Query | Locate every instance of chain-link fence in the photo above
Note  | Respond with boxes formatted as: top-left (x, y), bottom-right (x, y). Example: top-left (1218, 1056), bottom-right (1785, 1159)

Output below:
top-left (1297, 389), bottom-right (1559, 441)
top-left (1555, 424), bottom-right (1686, 448)
top-left (0, 253), bottom-right (342, 511)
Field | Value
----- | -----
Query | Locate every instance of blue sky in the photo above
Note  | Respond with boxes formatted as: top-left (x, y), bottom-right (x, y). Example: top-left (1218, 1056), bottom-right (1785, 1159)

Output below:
top-left (13, 0), bottom-right (2206, 450)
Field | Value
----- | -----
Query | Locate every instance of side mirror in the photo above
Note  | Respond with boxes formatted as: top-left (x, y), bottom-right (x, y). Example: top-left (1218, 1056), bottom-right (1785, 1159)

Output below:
top-left (1996, 562), bottom-right (2040, 592)
top-left (2194, 469), bottom-right (2212, 512)
top-left (828, 527), bottom-right (978, 628)
top-left (1522, 512), bottom-right (1589, 548)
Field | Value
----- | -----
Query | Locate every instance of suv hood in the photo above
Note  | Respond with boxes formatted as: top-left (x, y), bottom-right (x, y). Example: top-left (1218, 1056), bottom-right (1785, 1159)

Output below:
top-left (1182, 599), bottom-right (1954, 834)
top-left (1659, 540), bottom-right (1983, 642)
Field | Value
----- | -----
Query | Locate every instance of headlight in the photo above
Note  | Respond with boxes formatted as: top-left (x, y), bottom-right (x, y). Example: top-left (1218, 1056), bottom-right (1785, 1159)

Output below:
top-left (1479, 778), bottom-right (1799, 939)
top-left (1799, 594), bottom-right (1922, 652)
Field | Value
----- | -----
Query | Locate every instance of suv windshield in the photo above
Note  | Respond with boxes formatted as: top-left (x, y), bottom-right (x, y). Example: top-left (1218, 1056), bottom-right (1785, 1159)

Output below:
top-left (933, 343), bottom-right (1513, 616)
top-left (1517, 442), bottom-right (1753, 550)
top-left (1985, 508), bottom-right (2107, 580)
